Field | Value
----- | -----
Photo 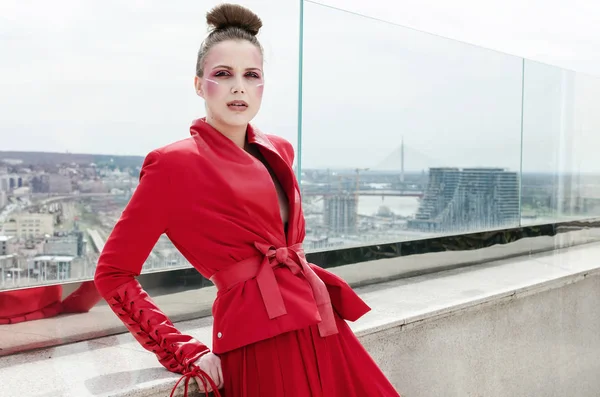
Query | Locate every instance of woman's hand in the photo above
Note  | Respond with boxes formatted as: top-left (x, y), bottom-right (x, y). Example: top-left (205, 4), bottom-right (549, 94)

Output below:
top-left (193, 352), bottom-right (224, 392)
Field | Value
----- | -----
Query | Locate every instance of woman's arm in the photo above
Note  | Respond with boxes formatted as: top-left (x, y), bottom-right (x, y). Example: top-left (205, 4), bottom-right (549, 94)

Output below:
top-left (94, 150), bottom-right (210, 373)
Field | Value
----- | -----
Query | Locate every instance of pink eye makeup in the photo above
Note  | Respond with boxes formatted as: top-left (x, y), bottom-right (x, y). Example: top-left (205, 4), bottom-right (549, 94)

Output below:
top-left (204, 73), bottom-right (264, 91)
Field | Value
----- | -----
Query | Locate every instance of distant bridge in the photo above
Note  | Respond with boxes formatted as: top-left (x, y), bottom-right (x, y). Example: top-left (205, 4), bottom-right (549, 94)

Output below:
top-left (29, 193), bottom-right (125, 207)
top-left (357, 190), bottom-right (423, 197)
top-left (303, 189), bottom-right (423, 198)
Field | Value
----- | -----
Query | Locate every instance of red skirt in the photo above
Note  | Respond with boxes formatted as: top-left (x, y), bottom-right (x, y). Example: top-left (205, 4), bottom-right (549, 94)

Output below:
top-left (218, 314), bottom-right (401, 396)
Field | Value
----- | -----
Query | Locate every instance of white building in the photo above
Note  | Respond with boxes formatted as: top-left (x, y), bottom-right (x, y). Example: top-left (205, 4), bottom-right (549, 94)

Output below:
top-left (0, 253), bottom-right (18, 286)
top-left (13, 186), bottom-right (30, 198)
top-left (1, 213), bottom-right (54, 238)
top-left (44, 236), bottom-right (78, 257)
top-left (30, 255), bottom-right (75, 281)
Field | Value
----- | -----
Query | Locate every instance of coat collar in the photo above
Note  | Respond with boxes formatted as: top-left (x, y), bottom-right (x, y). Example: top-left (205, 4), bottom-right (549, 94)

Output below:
top-left (190, 117), bottom-right (280, 158)
top-left (189, 117), bottom-right (299, 246)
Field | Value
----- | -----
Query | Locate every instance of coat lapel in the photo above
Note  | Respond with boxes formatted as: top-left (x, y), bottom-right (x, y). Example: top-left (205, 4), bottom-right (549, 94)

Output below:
top-left (190, 118), bottom-right (301, 246)
top-left (248, 126), bottom-right (300, 246)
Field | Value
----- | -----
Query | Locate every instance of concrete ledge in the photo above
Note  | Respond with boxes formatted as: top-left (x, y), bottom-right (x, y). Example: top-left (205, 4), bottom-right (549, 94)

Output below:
top-left (1, 243), bottom-right (599, 396)
top-left (3, 228), bottom-right (599, 356)
top-left (365, 259), bottom-right (600, 396)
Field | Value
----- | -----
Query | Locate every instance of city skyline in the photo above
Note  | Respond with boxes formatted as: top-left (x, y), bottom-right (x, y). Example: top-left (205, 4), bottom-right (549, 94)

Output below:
top-left (5, 148), bottom-right (600, 176)
top-left (2, 146), bottom-right (600, 290)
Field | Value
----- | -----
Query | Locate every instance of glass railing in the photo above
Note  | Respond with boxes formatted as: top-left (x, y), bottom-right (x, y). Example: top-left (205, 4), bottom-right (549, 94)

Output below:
top-left (300, 1), bottom-right (524, 250)
top-left (521, 60), bottom-right (600, 224)
top-left (1, 0), bottom-right (599, 355)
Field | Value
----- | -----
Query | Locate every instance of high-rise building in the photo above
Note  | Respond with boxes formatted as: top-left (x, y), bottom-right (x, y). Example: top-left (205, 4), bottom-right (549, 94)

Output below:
top-left (0, 174), bottom-right (23, 192)
top-left (409, 167), bottom-right (520, 232)
top-left (323, 194), bottom-right (358, 236)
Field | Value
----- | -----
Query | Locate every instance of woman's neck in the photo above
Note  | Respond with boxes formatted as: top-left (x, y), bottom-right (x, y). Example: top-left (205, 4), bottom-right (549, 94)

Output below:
top-left (205, 116), bottom-right (247, 148)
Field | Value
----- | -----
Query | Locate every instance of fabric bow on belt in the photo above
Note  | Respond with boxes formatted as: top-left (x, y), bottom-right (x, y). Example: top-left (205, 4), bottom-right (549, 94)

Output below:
top-left (253, 242), bottom-right (338, 338)
top-left (210, 242), bottom-right (338, 338)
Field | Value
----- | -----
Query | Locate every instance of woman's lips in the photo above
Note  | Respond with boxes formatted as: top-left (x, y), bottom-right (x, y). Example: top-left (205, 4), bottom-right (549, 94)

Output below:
top-left (227, 100), bottom-right (248, 111)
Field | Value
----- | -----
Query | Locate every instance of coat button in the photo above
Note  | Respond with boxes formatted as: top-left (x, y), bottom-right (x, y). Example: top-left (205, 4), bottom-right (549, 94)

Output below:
top-left (217, 332), bottom-right (222, 338)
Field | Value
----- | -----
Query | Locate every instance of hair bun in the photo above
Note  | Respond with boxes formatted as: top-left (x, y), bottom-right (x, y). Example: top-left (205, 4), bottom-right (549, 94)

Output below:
top-left (206, 3), bottom-right (263, 36)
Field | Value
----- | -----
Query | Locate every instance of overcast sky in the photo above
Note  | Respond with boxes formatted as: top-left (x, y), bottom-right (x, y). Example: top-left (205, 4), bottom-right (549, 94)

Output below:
top-left (1, 0), bottom-right (599, 172)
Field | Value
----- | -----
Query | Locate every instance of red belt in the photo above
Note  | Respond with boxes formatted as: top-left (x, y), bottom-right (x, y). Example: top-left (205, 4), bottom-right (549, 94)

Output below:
top-left (210, 242), bottom-right (338, 338)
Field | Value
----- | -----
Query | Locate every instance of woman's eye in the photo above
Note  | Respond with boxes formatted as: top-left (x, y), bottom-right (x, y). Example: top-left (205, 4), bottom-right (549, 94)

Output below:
top-left (214, 71), bottom-right (230, 77)
top-left (246, 72), bottom-right (260, 78)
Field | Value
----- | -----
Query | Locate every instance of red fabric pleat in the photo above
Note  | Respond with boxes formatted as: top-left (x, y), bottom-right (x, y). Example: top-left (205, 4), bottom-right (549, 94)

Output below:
top-left (218, 314), bottom-right (400, 397)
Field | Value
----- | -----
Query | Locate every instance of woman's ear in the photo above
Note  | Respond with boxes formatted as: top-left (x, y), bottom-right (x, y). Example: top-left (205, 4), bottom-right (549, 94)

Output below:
top-left (194, 76), bottom-right (204, 98)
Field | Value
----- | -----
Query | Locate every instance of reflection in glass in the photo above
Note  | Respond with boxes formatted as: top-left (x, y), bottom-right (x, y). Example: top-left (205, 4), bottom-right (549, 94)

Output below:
top-left (522, 61), bottom-right (600, 224)
top-left (0, 281), bottom-right (100, 325)
top-left (300, 2), bottom-right (523, 250)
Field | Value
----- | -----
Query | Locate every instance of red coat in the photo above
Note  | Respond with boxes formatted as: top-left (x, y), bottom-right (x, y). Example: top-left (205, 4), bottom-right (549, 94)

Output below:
top-left (94, 118), bottom-right (370, 374)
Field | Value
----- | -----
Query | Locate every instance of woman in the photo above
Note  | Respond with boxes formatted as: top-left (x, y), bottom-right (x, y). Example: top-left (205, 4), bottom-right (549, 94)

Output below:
top-left (94, 3), bottom-right (400, 397)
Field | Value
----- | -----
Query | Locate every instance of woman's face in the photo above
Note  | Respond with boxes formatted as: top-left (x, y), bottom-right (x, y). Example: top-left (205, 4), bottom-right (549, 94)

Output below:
top-left (195, 40), bottom-right (264, 129)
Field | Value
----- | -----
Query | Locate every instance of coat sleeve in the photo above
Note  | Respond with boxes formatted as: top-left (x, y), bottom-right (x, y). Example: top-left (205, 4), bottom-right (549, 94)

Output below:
top-left (94, 150), bottom-right (210, 374)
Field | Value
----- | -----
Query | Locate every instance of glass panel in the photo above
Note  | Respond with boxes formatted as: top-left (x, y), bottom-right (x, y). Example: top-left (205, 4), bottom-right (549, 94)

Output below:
top-left (0, 0), bottom-right (299, 290)
top-left (521, 61), bottom-right (600, 224)
top-left (300, 2), bottom-right (524, 250)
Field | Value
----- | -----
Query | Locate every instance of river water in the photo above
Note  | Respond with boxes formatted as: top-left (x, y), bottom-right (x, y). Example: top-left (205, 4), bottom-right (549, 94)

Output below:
top-left (357, 195), bottom-right (420, 217)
